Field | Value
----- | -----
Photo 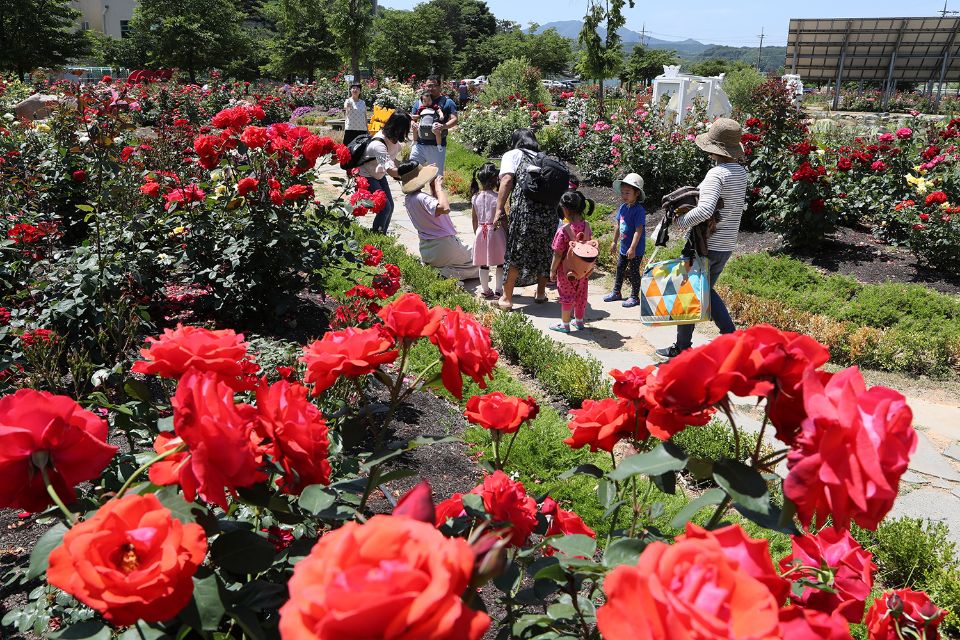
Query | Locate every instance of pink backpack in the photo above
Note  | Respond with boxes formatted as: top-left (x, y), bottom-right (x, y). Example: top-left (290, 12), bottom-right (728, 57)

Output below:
top-left (562, 224), bottom-right (598, 281)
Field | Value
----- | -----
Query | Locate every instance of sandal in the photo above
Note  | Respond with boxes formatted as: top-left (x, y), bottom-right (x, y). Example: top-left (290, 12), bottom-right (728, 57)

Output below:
top-left (549, 323), bottom-right (571, 333)
top-left (479, 289), bottom-right (496, 299)
top-left (534, 296), bottom-right (549, 304)
top-left (496, 297), bottom-right (513, 311)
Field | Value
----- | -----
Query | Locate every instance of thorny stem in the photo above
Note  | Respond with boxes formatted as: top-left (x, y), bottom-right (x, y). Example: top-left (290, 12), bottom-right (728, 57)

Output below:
top-left (752, 413), bottom-right (770, 466)
top-left (41, 466), bottom-right (77, 524)
top-left (720, 400), bottom-right (741, 461)
top-left (502, 429), bottom-right (522, 470)
top-left (491, 431), bottom-right (502, 470)
top-left (116, 443), bottom-right (188, 499)
top-left (567, 575), bottom-right (592, 640)
top-left (705, 496), bottom-right (733, 530)
top-left (606, 450), bottom-right (622, 545)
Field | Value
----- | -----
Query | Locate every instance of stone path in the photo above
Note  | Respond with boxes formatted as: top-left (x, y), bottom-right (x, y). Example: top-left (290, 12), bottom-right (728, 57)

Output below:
top-left (316, 166), bottom-right (960, 542)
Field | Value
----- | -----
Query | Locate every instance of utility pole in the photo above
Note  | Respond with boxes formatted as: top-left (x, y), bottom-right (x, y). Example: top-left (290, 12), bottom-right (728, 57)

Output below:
top-left (757, 27), bottom-right (764, 70)
top-left (639, 23), bottom-right (647, 47)
top-left (942, 1), bottom-right (960, 17)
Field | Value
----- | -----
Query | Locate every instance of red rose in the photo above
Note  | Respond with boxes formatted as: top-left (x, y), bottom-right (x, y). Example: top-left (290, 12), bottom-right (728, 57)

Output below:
top-left (811, 197), bottom-right (826, 214)
top-left (148, 370), bottom-right (264, 509)
top-left (284, 184), bottom-right (312, 201)
top-left (919, 213), bottom-right (930, 222)
top-left (211, 106), bottom-right (251, 130)
top-left (864, 589), bottom-right (947, 640)
top-left (540, 497), bottom-right (595, 556)
top-left (778, 606), bottom-right (853, 640)
top-left (464, 393), bottom-right (538, 434)
top-left (377, 293), bottom-right (443, 341)
top-left (564, 398), bottom-right (639, 452)
top-left (926, 191), bottom-right (948, 206)
top-left (301, 135), bottom-right (335, 164)
top-left (434, 471), bottom-right (538, 547)
top-left (646, 332), bottom-right (767, 419)
top-left (0, 389), bottom-right (117, 512)
top-left (71, 169), bottom-right (87, 182)
top-left (430, 307), bottom-right (498, 399)
top-left (47, 494), bottom-right (206, 626)
top-left (785, 367), bottom-right (917, 530)
top-left (163, 184), bottom-right (206, 210)
top-left (301, 326), bottom-right (398, 396)
top-left (255, 380), bottom-right (331, 495)
top-left (240, 125), bottom-right (268, 149)
top-left (132, 325), bottom-right (251, 385)
top-left (362, 244), bottom-right (383, 266)
top-left (597, 524), bottom-right (781, 639)
top-left (871, 160), bottom-right (888, 172)
top-left (279, 515), bottom-right (489, 639)
top-left (275, 365), bottom-right (294, 379)
top-left (237, 176), bottom-right (259, 196)
top-left (335, 144), bottom-right (352, 166)
top-left (140, 181), bottom-right (161, 197)
top-left (837, 157), bottom-right (853, 171)
top-left (270, 189), bottom-right (284, 206)
top-left (193, 134), bottom-right (223, 169)
top-left (682, 523), bottom-right (790, 604)
top-left (393, 481), bottom-right (436, 523)
top-left (371, 189), bottom-right (388, 213)
top-left (779, 527), bottom-right (875, 622)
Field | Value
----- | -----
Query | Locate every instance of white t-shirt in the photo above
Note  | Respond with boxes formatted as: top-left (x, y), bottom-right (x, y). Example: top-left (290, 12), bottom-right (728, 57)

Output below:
top-left (499, 148), bottom-right (536, 177)
top-left (344, 97), bottom-right (367, 131)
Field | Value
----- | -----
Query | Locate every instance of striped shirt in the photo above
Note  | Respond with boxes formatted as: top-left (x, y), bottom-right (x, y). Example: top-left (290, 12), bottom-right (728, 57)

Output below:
top-left (677, 163), bottom-right (747, 252)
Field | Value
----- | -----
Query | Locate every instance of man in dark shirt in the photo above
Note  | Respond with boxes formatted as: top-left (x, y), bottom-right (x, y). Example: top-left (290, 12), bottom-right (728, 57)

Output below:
top-left (410, 75), bottom-right (458, 175)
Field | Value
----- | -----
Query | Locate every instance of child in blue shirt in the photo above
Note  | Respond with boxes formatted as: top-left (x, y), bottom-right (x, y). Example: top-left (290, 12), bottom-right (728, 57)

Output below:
top-left (604, 173), bottom-right (646, 307)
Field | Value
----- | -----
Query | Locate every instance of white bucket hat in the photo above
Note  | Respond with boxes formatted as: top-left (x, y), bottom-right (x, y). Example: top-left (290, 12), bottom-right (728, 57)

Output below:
top-left (613, 173), bottom-right (646, 201)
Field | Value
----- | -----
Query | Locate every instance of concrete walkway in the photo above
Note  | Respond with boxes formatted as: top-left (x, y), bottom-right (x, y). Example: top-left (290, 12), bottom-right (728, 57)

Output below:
top-left (316, 166), bottom-right (960, 542)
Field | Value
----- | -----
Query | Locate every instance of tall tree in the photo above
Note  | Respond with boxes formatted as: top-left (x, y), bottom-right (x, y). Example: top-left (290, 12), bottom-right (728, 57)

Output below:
top-left (328, 0), bottom-right (376, 79)
top-left (129, 0), bottom-right (250, 83)
top-left (262, 0), bottom-right (337, 81)
top-left (0, 0), bottom-right (88, 80)
top-left (577, 0), bottom-right (634, 106)
top-left (368, 6), bottom-right (453, 79)
top-left (621, 45), bottom-right (678, 86)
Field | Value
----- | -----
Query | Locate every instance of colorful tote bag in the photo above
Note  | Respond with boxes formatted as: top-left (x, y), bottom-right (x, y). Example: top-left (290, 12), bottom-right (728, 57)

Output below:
top-left (640, 248), bottom-right (712, 326)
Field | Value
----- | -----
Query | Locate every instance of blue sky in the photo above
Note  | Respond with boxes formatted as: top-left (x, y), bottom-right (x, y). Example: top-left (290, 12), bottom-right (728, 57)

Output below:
top-left (377, 0), bottom-right (957, 47)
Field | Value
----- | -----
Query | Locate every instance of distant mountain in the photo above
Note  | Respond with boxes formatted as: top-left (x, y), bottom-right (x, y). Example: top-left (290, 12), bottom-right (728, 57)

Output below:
top-left (535, 20), bottom-right (711, 56)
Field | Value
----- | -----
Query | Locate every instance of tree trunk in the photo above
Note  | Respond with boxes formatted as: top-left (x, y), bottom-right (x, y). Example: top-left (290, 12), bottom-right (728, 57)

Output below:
top-left (351, 49), bottom-right (360, 80)
top-left (189, 67), bottom-right (197, 84)
top-left (597, 78), bottom-right (605, 114)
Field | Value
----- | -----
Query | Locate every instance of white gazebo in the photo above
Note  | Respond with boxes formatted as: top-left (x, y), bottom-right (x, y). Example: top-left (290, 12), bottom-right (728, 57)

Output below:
top-left (652, 65), bottom-right (733, 124)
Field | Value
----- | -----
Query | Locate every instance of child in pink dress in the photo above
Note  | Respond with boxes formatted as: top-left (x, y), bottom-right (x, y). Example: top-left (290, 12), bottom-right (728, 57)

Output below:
top-left (550, 190), bottom-right (595, 332)
top-left (470, 163), bottom-right (506, 298)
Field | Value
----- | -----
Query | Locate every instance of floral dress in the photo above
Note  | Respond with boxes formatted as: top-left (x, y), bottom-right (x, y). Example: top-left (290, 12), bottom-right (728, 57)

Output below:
top-left (504, 154), bottom-right (558, 284)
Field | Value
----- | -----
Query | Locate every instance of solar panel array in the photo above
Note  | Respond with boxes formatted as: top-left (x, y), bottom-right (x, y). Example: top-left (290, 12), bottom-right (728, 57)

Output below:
top-left (786, 17), bottom-right (960, 107)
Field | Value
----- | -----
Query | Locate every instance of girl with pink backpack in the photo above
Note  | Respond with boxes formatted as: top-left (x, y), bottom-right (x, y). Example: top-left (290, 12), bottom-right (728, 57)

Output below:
top-left (549, 190), bottom-right (598, 333)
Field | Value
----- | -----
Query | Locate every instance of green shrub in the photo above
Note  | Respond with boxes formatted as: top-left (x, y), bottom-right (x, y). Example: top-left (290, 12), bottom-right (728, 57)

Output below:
top-left (723, 66), bottom-right (766, 117)
top-left (477, 57), bottom-right (550, 107)
top-left (843, 282), bottom-right (960, 329)
top-left (538, 123), bottom-right (576, 160)
top-left (671, 420), bottom-right (760, 464)
top-left (867, 517), bottom-right (958, 588)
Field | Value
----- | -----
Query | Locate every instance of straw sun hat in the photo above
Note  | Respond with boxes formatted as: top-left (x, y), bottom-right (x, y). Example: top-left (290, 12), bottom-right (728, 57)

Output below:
top-left (399, 162), bottom-right (439, 194)
top-left (695, 118), bottom-right (745, 160)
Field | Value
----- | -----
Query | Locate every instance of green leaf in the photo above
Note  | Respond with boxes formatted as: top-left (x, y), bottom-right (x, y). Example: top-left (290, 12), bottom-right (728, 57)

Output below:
top-left (652, 470), bottom-right (676, 495)
top-left (546, 602), bottom-right (577, 621)
top-left (210, 530), bottom-right (275, 574)
top-left (52, 621), bottom-right (110, 640)
top-left (548, 534), bottom-right (596, 558)
top-left (608, 443), bottom-right (688, 481)
top-left (298, 485), bottom-right (336, 515)
top-left (118, 622), bottom-right (169, 640)
top-left (189, 573), bottom-right (226, 632)
top-left (603, 537), bottom-right (646, 568)
top-left (712, 459), bottom-right (771, 515)
top-left (558, 463), bottom-right (604, 480)
top-left (670, 488), bottom-right (726, 528)
top-left (156, 485), bottom-right (203, 524)
top-left (124, 379), bottom-right (152, 403)
top-left (27, 522), bottom-right (68, 580)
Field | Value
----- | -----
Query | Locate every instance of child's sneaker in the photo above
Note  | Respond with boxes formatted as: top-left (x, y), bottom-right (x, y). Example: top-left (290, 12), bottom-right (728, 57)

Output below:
top-left (603, 292), bottom-right (623, 302)
top-left (622, 297), bottom-right (639, 308)
top-left (573, 319), bottom-right (586, 330)
top-left (479, 288), bottom-right (496, 299)
top-left (549, 322), bottom-right (571, 334)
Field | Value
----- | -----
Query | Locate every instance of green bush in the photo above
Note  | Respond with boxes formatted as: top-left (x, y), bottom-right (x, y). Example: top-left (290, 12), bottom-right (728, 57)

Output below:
top-left (723, 66), bottom-right (766, 117)
top-left (537, 123), bottom-right (577, 160)
top-left (843, 282), bottom-right (960, 330)
top-left (672, 420), bottom-right (760, 464)
top-left (477, 57), bottom-right (550, 107)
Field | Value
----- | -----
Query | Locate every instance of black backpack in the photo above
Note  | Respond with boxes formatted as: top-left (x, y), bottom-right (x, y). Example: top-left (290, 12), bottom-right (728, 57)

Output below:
top-left (342, 133), bottom-right (376, 170)
top-left (521, 151), bottom-right (570, 206)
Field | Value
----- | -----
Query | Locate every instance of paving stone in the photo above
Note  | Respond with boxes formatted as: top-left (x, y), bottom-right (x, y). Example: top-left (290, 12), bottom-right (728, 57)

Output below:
top-left (909, 433), bottom-right (960, 483)
top-left (945, 444), bottom-right (960, 463)
top-left (888, 489), bottom-right (960, 545)
top-left (902, 471), bottom-right (931, 485)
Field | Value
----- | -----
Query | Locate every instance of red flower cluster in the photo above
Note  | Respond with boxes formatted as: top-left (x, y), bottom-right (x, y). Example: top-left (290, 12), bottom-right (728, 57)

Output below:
top-left (539, 497), bottom-right (595, 556)
top-left (837, 157), bottom-right (853, 171)
top-left (20, 328), bottom-right (55, 347)
top-left (8, 222), bottom-right (59, 245)
top-left (435, 471), bottom-right (538, 547)
top-left (301, 325), bottom-right (398, 395)
top-left (926, 191), bottom-right (948, 207)
top-left (791, 161), bottom-right (826, 183)
top-left (163, 183), bottom-right (206, 210)
top-left (789, 141), bottom-right (815, 155)
top-left (211, 105), bottom-right (263, 131)
top-left (362, 243), bottom-right (382, 266)
top-left (132, 325), bottom-right (251, 387)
